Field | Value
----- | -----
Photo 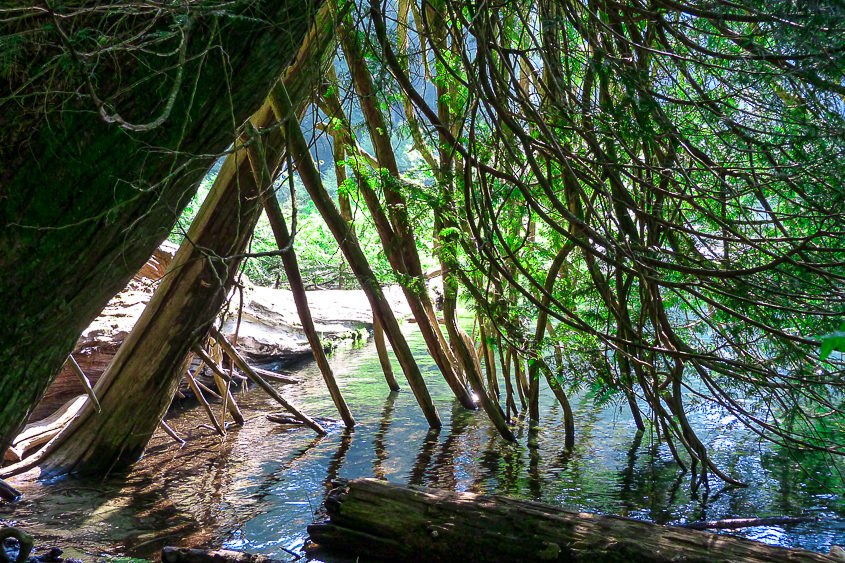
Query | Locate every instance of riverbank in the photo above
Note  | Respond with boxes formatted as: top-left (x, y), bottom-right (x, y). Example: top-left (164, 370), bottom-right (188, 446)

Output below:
top-left (24, 242), bottom-right (411, 425)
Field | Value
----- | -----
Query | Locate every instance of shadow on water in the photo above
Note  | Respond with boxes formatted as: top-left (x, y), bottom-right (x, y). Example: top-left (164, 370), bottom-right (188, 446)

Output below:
top-left (2, 324), bottom-right (844, 561)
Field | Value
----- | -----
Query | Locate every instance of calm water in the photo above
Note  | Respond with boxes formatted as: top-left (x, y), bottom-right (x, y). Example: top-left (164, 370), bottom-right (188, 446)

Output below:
top-left (2, 324), bottom-right (844, 560)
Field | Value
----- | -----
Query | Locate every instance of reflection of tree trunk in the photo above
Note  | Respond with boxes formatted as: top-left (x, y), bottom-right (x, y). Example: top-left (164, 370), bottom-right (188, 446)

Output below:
top-left (0, 6), bottom-right (336, 476)
top-left (0, 1), bottom-right (325, 454)
top-left (431, 403), bottom-right (471, 490)
top-left (408, 429), bottom-right (440, 487)
top-left (372, 392), bottom-right (398, 480)
top-left (325, 429), bottom-right (354, 491)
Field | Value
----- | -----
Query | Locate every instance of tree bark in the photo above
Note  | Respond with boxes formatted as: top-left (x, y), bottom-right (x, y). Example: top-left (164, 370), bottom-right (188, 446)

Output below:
top-left (251, 152), bottom-right (355, 428)
top-left (0, 1), bottom-right (325, 454)
top-left (265, 78), bottom-right (442, 430)
top-left (0, 3), bottom-right (336, 476)
top-left (308, 478), bottom-right (841, 563)
top-left (336, 21), bottom-right (475, 411)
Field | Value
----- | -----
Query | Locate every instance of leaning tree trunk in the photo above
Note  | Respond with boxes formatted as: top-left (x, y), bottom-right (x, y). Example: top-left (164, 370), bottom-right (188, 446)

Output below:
top-left (0, 3), bottom-right (336, 477)
top-left (337, 23), bottom-right (475, 411)
top-left (308, 479), bottom-right (841, 563)
top-left (0, 0), bottom-right (324, 454)
top-left (266, 79), bottom-right (442, 430)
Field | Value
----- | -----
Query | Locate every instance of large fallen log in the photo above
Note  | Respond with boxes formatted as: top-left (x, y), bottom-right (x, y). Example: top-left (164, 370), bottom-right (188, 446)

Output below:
top-left (307, 479), bottom-right (842, 562)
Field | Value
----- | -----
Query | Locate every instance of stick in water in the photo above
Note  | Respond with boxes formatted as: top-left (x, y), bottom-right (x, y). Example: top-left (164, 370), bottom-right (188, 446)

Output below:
top-left (210, 326), bottom-right (326, 435)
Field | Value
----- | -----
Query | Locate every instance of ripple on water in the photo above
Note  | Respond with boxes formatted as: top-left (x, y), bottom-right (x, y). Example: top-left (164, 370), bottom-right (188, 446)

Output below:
top-left (2, 325), bottom-right (844, 561)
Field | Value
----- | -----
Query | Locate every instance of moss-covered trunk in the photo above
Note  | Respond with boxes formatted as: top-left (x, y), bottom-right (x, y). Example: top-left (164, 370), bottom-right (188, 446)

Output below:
top-left (1, 4), bottom-right (337, 476)
top-left (0, 1), bottom-right (322, 453)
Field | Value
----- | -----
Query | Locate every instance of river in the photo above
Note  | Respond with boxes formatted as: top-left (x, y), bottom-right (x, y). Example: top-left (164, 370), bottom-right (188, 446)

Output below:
top-left (2, 324), bottom-right (844, 561)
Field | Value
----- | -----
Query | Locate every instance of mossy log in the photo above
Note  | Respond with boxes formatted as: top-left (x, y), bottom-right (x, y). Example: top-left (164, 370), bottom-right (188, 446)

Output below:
top-left (307, 478), bottom-right (840, 563)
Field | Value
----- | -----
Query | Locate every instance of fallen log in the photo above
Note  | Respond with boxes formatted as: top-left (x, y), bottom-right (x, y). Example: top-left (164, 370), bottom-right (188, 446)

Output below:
top-left (249, 367), bottom-right (300, 385)
top-left (307, 479), bottom-right (841, 562)
top-left (3, 396), bottom-right (87, 463)
top-left (161, 547), bottom-right (286, 563)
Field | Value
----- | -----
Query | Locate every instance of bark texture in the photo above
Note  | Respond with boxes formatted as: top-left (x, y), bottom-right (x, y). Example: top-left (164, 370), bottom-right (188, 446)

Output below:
top-left (0, 0), bottom-right (323, 453)
top-left (308, 479), bottom-right (841, 563)
top-left (0, 2), bottom-right (336, 476)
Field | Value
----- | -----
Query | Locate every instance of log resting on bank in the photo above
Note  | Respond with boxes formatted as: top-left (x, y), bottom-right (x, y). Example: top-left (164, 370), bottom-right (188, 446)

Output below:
top-left (307, 479), bottom-right (841, 563)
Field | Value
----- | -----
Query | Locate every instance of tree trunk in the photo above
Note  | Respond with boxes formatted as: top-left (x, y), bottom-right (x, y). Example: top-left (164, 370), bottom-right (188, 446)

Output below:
top-left (318, 71), bottom-right (473, 409)
top-left (336, 21), bottom-right (475, 411)
top-left (0, 1), bottom-right (325, 454)
top-left (0, 3), bottom-right (336, 476)
top-left (265, 79), bottom-right (442, 430)
top-left (252, 153), bottom-right (355, 428)
top-left (308, 478), bottom-right (841, 563)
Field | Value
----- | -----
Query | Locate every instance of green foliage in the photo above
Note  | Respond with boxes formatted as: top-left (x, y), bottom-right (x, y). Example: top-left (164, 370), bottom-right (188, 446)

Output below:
top-left (821, 324), bottom-right (845, 361)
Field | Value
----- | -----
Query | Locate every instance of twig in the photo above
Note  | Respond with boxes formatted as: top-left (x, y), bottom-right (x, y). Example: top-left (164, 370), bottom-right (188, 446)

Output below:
top-left (67, 354), bottom-right (101, 413)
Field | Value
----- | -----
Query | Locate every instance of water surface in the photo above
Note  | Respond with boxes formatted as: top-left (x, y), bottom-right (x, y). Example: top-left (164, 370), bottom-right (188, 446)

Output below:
top-left (2, 324), bottom-right (843, 560)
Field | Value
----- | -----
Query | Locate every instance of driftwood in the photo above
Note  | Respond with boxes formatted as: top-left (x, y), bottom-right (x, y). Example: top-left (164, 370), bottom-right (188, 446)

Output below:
top-left (307, 479), bottom-right (842, 562)
top-left (161, 547), bottom-right (286, 563)
top-left (249, 367), bottom-right (299, 385)
top-left (159, 421), bottom-right (185, 445)
top-left (210, 327), bottom-right (326, 435)
top-left (4, 396), bottom-right (87, 463)
top-left (66, 355), bottom-right (101, 413)
top-left (266, 414), bottom-right (338, 426)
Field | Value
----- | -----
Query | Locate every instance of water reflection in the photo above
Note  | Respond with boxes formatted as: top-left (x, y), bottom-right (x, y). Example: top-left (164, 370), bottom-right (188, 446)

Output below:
top-left (371, 392), bottom-right (397, 480)
top-left (324, 429), bottom-right (353, 491)
top-left (408, 429), bottom-right (439, 487)
top-left (2, 325), bottom-right (844, 561)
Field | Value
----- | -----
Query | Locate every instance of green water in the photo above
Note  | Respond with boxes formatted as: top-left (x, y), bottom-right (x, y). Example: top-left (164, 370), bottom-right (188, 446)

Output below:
top-left (2, 324), bottom-right (843, 560)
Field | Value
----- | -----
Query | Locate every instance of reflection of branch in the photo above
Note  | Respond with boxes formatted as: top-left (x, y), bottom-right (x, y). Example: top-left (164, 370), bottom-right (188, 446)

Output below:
top-left (47, 1), bottom-right (191, 132)
top-left (681, 516), bottom-right (821, 531)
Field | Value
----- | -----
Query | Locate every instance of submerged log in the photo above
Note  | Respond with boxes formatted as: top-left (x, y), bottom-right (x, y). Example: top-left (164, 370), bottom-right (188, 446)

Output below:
top-left (0, 480), bottom-right (21, 502)
top-left (307, 479), bottom-right (840, 562)
top-left (249, 368), bottom-right (299, 385)
top-left (681, 516), bottom-right (822, 531)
